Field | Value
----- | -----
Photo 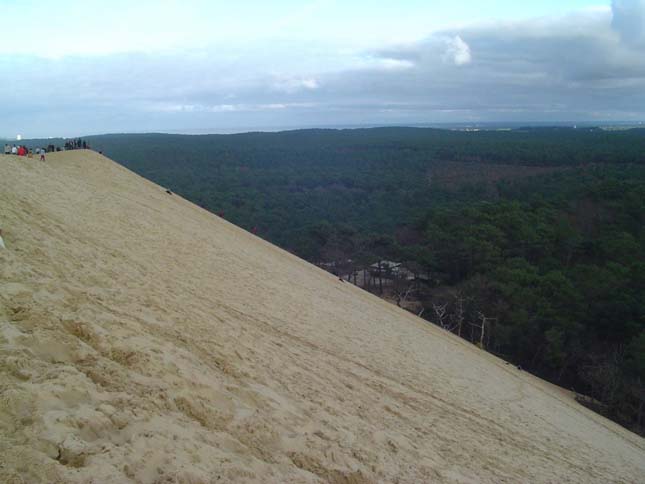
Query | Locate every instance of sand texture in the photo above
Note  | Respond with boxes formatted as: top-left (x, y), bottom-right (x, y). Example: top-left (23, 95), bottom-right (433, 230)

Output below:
top-left (1, 151), bottom-right (644, 483)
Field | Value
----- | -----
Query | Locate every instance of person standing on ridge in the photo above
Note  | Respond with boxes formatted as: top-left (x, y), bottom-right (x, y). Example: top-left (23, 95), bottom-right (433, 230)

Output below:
top-left (40, 150), bottom-right (46, 161)
top-left (11, 145), bottom-right (17, 155)
top-left (3, 143), bottom-right (10, 155)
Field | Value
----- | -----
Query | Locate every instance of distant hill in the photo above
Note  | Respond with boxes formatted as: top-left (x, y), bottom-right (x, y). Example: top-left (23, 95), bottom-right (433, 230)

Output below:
top-left (1, 150), bottom-right (644, 483)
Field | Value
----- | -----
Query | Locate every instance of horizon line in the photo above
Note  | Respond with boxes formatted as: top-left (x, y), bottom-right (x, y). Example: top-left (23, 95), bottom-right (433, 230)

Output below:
top-left (7, 120), bottom-right (645, 141)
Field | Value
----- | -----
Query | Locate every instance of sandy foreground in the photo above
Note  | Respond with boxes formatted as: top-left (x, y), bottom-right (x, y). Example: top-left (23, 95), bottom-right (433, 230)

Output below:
top-left (0, 151), bottom-right (643, 483)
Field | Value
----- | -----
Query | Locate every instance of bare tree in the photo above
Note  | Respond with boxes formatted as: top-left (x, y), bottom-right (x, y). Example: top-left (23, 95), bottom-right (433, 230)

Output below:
top-left (451, 291), bottom-right (465, 337)
top-left (396, 283), bottom-right (415, 308)
top-left (433, 303), bottom-right (451, 330)
top-left (472, 312), bottom-right (496, 349)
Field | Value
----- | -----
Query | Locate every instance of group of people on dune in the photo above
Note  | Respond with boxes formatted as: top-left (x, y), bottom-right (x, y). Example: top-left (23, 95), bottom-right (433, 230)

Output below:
top-left (64, 138), bottom-right (88, 150)
top-left (4, 143), bottom-right (47, 161)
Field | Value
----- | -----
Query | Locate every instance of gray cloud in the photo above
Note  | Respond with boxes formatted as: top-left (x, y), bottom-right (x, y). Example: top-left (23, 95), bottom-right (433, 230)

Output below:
top-left (612, 0), bottom-right (645, 45)
top-left (2, 3), bottom-right (645, 137)
top-left (310, 2), bottom-right (645, 120)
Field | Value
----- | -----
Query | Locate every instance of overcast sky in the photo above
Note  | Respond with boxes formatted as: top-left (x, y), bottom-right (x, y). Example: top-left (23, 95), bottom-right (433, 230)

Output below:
top-left (2, 0), bottom-right (644, 137)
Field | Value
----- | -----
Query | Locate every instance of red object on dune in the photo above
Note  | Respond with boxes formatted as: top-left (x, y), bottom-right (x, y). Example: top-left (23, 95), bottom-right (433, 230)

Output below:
top-left (17, 146), bottom-right (26, 156)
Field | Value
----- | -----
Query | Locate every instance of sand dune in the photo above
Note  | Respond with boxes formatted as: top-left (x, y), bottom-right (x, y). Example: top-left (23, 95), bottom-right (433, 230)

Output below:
top-left (1, 150), bottom-right (643, 483)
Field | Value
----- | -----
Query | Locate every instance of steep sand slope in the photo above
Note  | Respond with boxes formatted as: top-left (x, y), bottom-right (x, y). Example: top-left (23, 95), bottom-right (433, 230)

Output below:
top-left (0, 151), bottom-right (643, 483)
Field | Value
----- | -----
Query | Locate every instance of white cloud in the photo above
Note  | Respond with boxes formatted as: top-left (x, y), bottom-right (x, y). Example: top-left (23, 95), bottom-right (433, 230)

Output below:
top-left (444, 36), bottom-right (472, 66)
top-left (149, 103), bottom-right (294, 113)
top-left (612, 0), bottom-right (645, 45)
top-left (272, 77), bottom-right (321, 93)
top-left (374, 58), bottom-right (416, 71)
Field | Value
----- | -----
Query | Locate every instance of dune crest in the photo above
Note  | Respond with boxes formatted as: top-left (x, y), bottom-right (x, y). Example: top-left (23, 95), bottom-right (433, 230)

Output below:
top-left (1, 151), bottom-right (643, 483)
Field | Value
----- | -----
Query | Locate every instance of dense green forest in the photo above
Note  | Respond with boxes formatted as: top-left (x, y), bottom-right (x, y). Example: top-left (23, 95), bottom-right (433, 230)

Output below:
top-left (417, 167), bottom-right (645, 433)
top-left (26, 127), bottom-right (645, 434)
